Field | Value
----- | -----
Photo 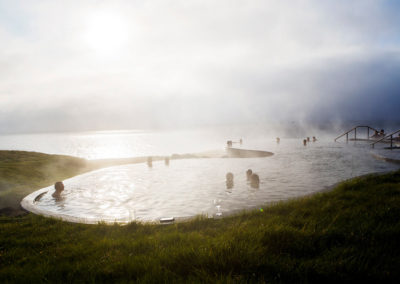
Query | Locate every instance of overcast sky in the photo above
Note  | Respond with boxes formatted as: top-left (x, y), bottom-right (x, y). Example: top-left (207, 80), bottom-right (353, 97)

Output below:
top-left (1, 0), bottom-right (399, 133)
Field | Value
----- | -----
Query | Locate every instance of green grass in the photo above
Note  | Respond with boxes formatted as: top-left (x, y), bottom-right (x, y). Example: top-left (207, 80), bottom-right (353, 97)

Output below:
top-left (1, 150), bottom-right (400, 283)
top-left (0, 151), bottom-right (90, 213)
top-left (0, 151), bottom-right (149, 213)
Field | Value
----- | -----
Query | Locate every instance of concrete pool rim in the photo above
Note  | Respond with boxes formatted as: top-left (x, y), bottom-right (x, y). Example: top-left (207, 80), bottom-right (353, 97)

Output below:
top-left (20, 152), bottom-right (275, 225)
top-left (21, 169), bottom-right (398, 225)
top-left (20, 149), bottom-right (399, 225)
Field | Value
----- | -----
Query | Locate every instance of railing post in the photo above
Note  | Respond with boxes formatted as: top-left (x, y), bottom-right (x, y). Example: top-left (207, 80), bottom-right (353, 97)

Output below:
top-left (346, 133), bottom-right (348, 142)
top-left (355, 128), bottom-right (357, 140)
top-left (367, 127), bottom-right (370, 140)
top-left (391, 135), bottom-right (393, 149)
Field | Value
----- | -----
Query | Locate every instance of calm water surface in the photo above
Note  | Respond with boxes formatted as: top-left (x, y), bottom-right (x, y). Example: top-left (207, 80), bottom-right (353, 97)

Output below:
top-left (21, 134), bottom-right (399, 223)
top-left (0, 129), bottom-right (235, 159)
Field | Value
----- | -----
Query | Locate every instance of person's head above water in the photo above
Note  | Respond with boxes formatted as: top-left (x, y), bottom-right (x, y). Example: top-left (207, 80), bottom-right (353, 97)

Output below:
top-left (226, 172), bottom-right (234, 181)
top-left (52, 181), bottom-right (64, 198)
top-left (246, 169), bottom-right (253, 180)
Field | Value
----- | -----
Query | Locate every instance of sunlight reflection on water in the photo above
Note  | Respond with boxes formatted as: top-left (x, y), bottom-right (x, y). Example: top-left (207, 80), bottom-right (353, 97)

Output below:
top-left (23, 139), bottom-right (399, 223)
top-left (0, 129), bottom-right (229, 159)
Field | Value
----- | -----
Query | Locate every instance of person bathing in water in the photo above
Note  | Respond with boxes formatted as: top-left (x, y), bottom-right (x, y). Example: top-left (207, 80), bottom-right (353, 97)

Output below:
top-left (52, 181), bottom-right (64, 199)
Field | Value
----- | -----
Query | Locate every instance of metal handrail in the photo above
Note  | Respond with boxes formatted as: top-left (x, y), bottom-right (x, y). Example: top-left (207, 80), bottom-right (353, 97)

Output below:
top-left (334, 125), bottom-right (379, 142)
top-left (371, 129), bottom-right (400, 149)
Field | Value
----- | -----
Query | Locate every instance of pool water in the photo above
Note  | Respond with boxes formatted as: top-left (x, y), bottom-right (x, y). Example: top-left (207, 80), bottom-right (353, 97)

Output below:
top-left (21, 139), bottom-right (399, 223)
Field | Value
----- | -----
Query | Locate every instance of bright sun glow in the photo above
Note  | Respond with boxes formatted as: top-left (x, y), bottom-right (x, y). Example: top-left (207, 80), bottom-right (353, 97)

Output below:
top-left (83, 10), bottom-right (129, 56)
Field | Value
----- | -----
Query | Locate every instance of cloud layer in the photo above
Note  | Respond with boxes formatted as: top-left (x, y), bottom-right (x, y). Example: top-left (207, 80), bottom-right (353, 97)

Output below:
top-left (1, 0), bottom-right (399, 133)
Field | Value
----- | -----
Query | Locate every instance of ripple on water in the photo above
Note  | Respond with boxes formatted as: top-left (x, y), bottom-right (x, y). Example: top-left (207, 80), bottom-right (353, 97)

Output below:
top-left (23, 141), bottom-right (399, 223)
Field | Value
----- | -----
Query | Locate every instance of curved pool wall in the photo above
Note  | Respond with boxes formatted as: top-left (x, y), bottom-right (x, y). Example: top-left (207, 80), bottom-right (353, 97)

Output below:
top-left (22, 140), bottom-right (399, 224)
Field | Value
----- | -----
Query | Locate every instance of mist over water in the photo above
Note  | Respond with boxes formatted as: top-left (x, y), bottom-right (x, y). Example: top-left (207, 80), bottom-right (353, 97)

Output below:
top-left (22, 137), bottom-right (399, 223)
top-left (1, 128), bottom-right (229, 159)
top-left (1, 121), bottom-right (399, 160)
top-left (14, 121), bottom-right (400, 223)
top-left (0, 124), bottom-right (337, 159)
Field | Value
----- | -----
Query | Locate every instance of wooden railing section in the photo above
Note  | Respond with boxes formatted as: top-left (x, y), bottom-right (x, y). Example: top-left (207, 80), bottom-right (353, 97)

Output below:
top-left (334, 126), bottom-right (379, 142)
top-left (371, 129), bottom-right (400, 149)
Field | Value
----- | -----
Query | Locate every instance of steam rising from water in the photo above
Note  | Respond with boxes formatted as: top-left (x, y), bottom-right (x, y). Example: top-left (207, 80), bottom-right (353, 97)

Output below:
top-left (1, 124), bottom-right (400, 160)
top-left (22, 139), bottom-right (399, 223)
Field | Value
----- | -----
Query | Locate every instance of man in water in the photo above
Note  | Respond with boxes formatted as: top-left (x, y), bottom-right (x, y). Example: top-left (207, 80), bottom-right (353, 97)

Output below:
top-left (226, 172), bottom-right (234, 189)
top-left (250, 173), bottom-right (260, 189)
top-left (246, 169), bottom-right (253, 180)
top-left (52, 181), bottom-right (64, 199)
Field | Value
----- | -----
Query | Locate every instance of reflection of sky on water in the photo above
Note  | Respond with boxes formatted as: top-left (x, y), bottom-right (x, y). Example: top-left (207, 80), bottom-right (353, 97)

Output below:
top-left (2, 128), bottom-right (399, 160)
top-left (0, 129), bottom-right (228, 159)
top-left (27, 139), bottom-right (399, 223)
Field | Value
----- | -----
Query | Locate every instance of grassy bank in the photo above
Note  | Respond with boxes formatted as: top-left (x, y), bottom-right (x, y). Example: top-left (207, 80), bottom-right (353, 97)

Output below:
top-left (0, 151), bottom-right (161, 214)
top-left (0, 150), bottom-right (221, 215)
top-left (0, 151), bottom-right (89, 214)
top-left (1, 151), bottom-right (400, 282)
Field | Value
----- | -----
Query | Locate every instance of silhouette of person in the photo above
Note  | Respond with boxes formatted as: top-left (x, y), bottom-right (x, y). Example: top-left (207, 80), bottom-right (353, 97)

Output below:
top-left (52, 181), bottom-right (64, 199)
top-left (250, 174), bottom-right (260, 189)
top-left (226, 172), bottom-right (234, 189)
top-left (246, 169), bottom-right (253, 180)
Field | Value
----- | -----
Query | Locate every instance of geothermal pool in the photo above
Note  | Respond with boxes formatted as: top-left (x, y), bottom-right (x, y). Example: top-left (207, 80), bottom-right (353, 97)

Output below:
top-left (21, 139), bottom-right (399, 224)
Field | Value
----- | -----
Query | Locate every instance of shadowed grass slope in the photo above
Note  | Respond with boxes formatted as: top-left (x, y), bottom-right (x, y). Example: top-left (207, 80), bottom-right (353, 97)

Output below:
top-left (0, 151), bottom-right (89, 213)
top-left (0, 151), bottom-right (151, 213)
top-left (0, 151), bottom-right (400, 282)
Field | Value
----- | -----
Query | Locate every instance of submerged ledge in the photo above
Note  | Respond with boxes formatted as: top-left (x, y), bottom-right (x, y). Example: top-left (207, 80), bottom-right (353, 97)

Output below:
top-left (371, 153), bottom-right (400, 165)
top-left (226, 147), bottom-right (274, 158)
top-left (87, 148), bottom-right (273, 169)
